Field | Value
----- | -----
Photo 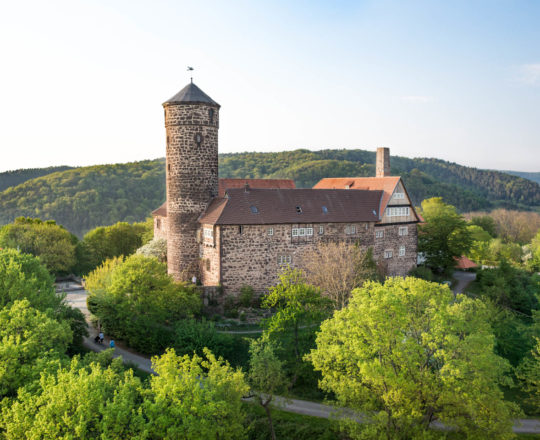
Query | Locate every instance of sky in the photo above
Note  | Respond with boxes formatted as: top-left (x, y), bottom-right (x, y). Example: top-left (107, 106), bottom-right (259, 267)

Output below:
top-left (0, 0), bottom-right (539, 173)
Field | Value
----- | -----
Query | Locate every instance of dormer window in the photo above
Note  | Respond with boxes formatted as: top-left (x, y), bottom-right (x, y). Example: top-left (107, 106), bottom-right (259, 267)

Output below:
top-left (296, 206), bottom-right (302, 214)
top-left (322, 206), bottom-right (328, 214)
top-left (250, 206), bottom-right (259, 214)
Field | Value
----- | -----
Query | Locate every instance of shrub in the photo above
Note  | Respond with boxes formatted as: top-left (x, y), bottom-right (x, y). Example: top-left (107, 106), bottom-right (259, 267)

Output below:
top-left (408, 265), bottom-right (434, 281)
top-left (239, 285), bottom-right (254, 307)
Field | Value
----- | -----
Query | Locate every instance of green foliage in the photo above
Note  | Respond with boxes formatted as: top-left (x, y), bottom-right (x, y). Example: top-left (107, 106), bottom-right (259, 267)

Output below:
top-left (308, 277), bottom-right (519, 440)
top-left (0, 217), bottom-right (76, 275)
top-left (516, 337), bottom-right (540, 410)
top-left (468, 262), bottom-right (540, 317)
top-left (0, 299), bottom-right (72, 398)
top-left (0, 160), bottom-right (165, 237)
top-left (143, 348), bottom-right (249, 440)
top-left (470, 215), bottom-right (498, 237)
top-left (0, 165), bottom-right (73, 192)
top-left (172, 319), bottom-right (250, 368)
top-left (80, 220), bottom-right (153, 273)
top-left (418, 197), bottom-right (472, 273)
top-left (262, 269), bottom-right (332, 390)
top-left (0, 249), bottom-right (60, 311)
top-left (408, 264), bottom-right (435, 281)
top-left (86, 254), bottom-right (201, 354)
top-left (240, 285), bottom-right (255, 307)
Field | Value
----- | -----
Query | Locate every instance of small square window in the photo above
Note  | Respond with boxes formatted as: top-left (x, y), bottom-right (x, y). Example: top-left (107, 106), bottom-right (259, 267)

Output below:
top-left (296, 206), bottom-right (302, 213)
top-left (399, 226), bottom-right (408, 236)
top-left (399, 246), bottom-right (406, 256)
top-left (384, 250), bottom-right (393, 259)
top-left (292, 228), bottom-right (298, 237)
top-left (376, 230), bottom-right (384, 239)
top-left (268, 227), bottom-right (274, 236)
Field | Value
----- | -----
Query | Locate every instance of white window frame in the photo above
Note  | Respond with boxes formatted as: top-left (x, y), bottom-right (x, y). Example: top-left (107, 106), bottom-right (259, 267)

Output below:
top-left (292, 228), bottom-right (298, 237)
top-left (306, 227), bottom-right (313, 236)
top-left (278, 255), bottom-right (292, 265)
top-left (319, 226), bottom-right (324, 235)
top-left (399, 246), bottom-right (406, 257)
top-left (375, 230), bottom-right (384, 239)
top-left (298, 228), bottom-right (305, 236)
top-left (384, 250), bottom-right (393, 259)
top-left (345, 225), bottom-right (356, 235)
top-left (398, 226), bottom-right (408, 236)
top-left (386, 207), bottom-right (410, 217)
top-left (393, 192), bottom-right (405, 200)
top-left (268, 227), bottom-right (274, 236)
top-left (203, 227), bottom-right (213, 239)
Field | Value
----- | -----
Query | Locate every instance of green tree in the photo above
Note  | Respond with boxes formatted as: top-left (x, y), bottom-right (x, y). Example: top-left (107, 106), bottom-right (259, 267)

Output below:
top-left (0, 218), bottom-right (76, 275)
top-left (418, 197), bottom-right (472, 274)
top-left (81, 220), bottom-right (152, 272)
top-left (248, 338), bottom-right (288, 440)
top-left (307, 277), bottom-right (519, 440)
top-left (0, 300), bottom-right (72, 397)
top-left (0, 357), bottom-right (145, 439)
top-left (516, 337), bottom-right (540, 410)
top-left (86, 255), bottom-right (201, 354)
top-left (262, 268), bottom-right (332, 388)
top-left (470, 215), bottom-right (497, 237)
top-left (142, 348), bottom-right (249, 440)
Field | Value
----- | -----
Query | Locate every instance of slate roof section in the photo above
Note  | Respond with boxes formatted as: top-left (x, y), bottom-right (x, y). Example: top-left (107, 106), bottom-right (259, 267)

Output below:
top-left (218, 178), bottom-right (295, 197)
top-left (313, 177), bottom-right (401, 214)
top-left (152, 202), bottom-right (167, 217)
top-left (163, 82), bottom-right (220, 107)
top-left (198, 188), bottom-right (383, 225)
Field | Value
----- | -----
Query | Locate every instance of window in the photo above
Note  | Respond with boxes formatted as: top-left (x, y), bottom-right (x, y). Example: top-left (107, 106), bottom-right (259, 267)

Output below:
top-left (319, 226), bottom-right (324, 235)
top-left (167, 164), bottom-right (171, 172)
top-left (398, 226), bottom-right (408, 236)
top-left (250, 205), bottom-right (259, 214)
top-left (345, 225), bottom-right (356, 235)
top-left (384, 250), bottom-right (393, 259)
top-left (268, 227), bottom-right (274, 236)
top-left (399, 246), bottom-right (406, 256)
top-left (386, 207), bottom-right (410, 217)
top-left (203, 228), bottom-right (213, 239)
top-left (206, 258), bottom-right (211, 271)
top-left (292, 227), bottom-right (314, 237)
top-left (322, 206), bottom-right (328, 213)
top-left (375, 230), bottom-right (384, 239)
top-left (209, 108), bottom-right (214, 123)
top-left (156, 219), bottom-right (161, 229)
top-left (238, 225), bottom-right (244, 234)
top-left (393, 192), bottom-right (405, 200)
top-left (278, 255), bottom-right (292, 265)
top-left (296, 206), bottom-right (302, 214)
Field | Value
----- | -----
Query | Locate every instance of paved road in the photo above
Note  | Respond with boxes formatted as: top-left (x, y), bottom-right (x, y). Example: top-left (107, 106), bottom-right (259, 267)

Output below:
top-left (63, 287), bottom-right (540, 434)
top-left (452, 270), bottom-right (476, 294)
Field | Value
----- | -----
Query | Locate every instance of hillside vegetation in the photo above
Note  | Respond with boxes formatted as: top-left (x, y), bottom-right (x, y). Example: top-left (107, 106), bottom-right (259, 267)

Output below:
top-left (0, 149), bottom-right (538, 236)
top-left (505, 170), bottom-right (540, 185)
top-left (0, 166), bottom-right (74, 192)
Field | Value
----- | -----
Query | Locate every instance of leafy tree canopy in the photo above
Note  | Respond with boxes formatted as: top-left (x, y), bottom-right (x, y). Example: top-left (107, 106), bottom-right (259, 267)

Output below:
top-left (418, 197), bottom-right (472, 273)
top-left (0, 217), bottom-right (76, 275)
top-left (308, 277), bottom-right (519, 440)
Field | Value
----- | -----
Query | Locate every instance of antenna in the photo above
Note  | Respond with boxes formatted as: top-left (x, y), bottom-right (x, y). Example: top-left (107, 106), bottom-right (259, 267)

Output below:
top-left (187, 66), bottom-right (194, 83)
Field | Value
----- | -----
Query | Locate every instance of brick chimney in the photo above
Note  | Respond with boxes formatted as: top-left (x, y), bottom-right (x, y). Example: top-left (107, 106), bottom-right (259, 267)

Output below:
top-left (376, 147), bottom-right (390, 177)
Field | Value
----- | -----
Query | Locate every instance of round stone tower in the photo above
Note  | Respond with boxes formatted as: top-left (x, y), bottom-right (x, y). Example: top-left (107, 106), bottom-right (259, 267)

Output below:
top-left (163, 81), bottom-right (220, 281)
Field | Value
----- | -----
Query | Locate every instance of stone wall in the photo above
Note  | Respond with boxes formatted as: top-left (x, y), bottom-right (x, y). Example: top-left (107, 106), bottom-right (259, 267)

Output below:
top-left (164, 102), bottom-right (219, 281)
top-left (373, 222), bottom-right (418, 277)
top-left (200, 224), bottom-right (221, 286)
top-left (218, 221), bottom-right (376, 296)
top-left (153, 215), bottom-right (168, 240)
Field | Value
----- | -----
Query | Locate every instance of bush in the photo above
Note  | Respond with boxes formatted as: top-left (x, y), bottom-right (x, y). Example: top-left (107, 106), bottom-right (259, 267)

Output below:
top-left (408, 265), bottom-right (434, 281)
top-left (86, 255), bottom-right (201, 354)
top-left (239, 285), bottom-right (254, 307)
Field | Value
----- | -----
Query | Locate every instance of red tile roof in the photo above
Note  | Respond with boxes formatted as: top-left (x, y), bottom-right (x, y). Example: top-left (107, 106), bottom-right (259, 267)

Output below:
top-left (454, 255), bottom-right (478, 269)
top-left (199, 188), bottom-right (383, 225)
top-left (152, 202), bottom-right (167, 217)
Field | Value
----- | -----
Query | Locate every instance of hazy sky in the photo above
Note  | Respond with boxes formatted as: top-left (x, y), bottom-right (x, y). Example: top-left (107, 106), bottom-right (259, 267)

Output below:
top-left (1, 0), bottom-right (539, 173)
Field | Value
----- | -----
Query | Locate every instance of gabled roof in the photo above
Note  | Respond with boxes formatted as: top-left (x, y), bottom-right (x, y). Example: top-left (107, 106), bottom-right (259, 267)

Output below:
top-left (218, 178), bottom-right (295, 197)
top-left (198, 188), bottom-right (383, 225)
top-left (163, 82), bottom-right (220, 107)
top-left (152, 202), bottom-right (167, 217)
top-left (313, 177), bottom-right (400, 213)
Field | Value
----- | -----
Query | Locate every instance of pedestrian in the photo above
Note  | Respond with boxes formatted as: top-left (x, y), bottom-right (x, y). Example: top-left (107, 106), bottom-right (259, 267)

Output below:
top-left (109, 339), bottom-right (115, 349)
top-left (99, 331), bottom-right (104, 344)
top-left (94, 335), bottom-right (100, 344)
top-left (191, 275), bottom-right (197, 284)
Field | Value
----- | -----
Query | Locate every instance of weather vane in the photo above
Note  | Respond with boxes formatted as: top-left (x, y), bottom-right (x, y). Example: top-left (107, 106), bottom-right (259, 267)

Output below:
top-left (187, 66), bottom-right (194, 83)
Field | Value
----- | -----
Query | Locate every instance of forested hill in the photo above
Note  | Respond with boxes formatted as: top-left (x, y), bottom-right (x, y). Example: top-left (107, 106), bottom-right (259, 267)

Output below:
top-left (0, 149), bottom-right (538, 236)
top-left (0, 166), bottom-right (74, 192)
top-left (504, 170), bottom-right (540, 185)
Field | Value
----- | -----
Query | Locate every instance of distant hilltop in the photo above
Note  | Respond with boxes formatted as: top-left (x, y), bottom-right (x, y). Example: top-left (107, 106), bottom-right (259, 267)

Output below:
top-left (0, 148), bottom-right (538, 237)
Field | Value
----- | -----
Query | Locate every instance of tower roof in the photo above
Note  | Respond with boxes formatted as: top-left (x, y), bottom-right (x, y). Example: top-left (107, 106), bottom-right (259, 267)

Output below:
top-left (163, 82), bottom-right (220, 107)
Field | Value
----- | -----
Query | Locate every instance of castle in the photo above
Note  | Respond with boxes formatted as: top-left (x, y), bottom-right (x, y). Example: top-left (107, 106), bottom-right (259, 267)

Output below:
top-left (153, 82), bottom-right (419, 295)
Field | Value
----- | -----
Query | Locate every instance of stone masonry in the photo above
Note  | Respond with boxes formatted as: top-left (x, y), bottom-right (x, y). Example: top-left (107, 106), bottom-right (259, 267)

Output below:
top-left (164, 101), bottom-right (219, 281)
